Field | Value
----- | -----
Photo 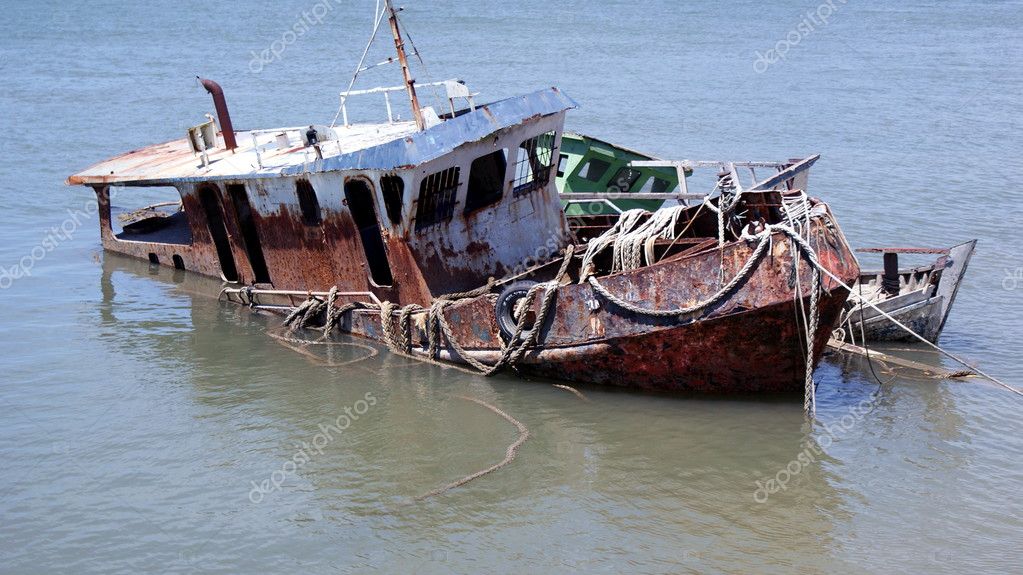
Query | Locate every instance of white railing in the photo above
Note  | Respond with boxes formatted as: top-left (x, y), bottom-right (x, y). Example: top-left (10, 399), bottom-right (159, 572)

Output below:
top-left (630, 155), bottom-right (820, 195)
top-left (337, 79), bottom-right (478, 126)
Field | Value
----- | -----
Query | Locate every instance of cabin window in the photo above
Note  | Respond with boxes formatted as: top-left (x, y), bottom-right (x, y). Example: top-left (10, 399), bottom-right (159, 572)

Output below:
top-left (295, 180), bottom-right (321, 225)
top-left (415, 166), bottom-right (460, 231)
top-left (651, 177), bottom-right (676, 194)
top-left (513, 131), bottom-right (557, 196)
top-left (576, 157), bottom-right (611, 183)
top-left (605, 167), bottom-right (643, 193)
top-left (381, 175), bottom-right (405, 225)
top-left (636, 175), bottom-right (677, 195)
top-left (557, 154), bottom-right (569, 177)
top-left (464, 149), bottom-right (507, 214)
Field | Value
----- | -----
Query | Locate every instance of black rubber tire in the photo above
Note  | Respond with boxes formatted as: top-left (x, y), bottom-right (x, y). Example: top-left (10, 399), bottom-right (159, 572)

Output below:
top-left (495, 280), bottom-right (538, 343)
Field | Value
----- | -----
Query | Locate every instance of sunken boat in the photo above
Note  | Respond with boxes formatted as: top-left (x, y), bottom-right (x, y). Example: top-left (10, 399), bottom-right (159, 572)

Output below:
top-left (555, 131), bottom-right (975, 344)
top-left (67, 3), bottom-right (860, 396)
top-left (834, 242), bottom-right (976, 343)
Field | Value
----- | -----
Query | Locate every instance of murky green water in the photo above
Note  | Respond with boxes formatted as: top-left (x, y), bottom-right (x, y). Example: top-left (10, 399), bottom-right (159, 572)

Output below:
top-left (1, 1), bottom-right (1021, 573)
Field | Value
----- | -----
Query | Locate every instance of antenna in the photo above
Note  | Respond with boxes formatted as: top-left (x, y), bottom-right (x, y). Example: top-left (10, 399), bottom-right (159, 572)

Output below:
top-left (385, 0), bottom-right (425, 131)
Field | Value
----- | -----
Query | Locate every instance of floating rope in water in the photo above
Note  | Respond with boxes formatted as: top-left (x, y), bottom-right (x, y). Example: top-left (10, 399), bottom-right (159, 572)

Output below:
top-left (552, 384), bottom-right (590, 402)
top-left (416, 395), bottom-right (529, 500)
top-left (267, 329), bottom-right (380, 367)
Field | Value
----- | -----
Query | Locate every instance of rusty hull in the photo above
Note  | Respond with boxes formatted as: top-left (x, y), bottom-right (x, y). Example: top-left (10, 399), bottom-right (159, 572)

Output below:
top-left (327, 205), bottom-right (859, 394)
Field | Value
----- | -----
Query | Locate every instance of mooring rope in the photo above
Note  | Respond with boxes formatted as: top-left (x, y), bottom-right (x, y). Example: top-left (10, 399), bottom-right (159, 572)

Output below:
top-left (654, 201), bottom-right (707, 264)
top-left (431, 247), bottom-right (573, 375)
top-left (804, 265), bottom-right (822, 414)
top-left (585, 225), bottom-right (775, 320)
top-left (378, 300), bottom-right (399, 350)
top-left (579, 209), bottom-right (647, 278)
top-left (782, 192), bottom-right (822, 414)
top-left (580, 202), bottom-right (740, 279)
top-left (416, 395), bottom-right (529, 500)
top-left (320, 301), bottom-right (372, 338)
top-left (283, 297), bottom-right (317, 328)
top-left (281, 248), bottom-right (572, 379)
top-left (767, 222), bottom-right (1022, 398)
top-left (584, 222), bottom-right (828, 414)
top-left (854, 281), bottom-right (900, 388)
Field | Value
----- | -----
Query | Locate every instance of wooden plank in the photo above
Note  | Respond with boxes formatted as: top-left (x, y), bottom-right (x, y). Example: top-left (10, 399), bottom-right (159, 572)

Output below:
top-left (826, 339), bottom-right (973, 379)
top-left (856, 247), bottom-right (950, 254)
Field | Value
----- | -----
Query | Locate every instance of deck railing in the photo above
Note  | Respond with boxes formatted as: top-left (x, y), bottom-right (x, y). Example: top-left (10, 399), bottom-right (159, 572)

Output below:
top-left (337, 79), bottom-right (478, 126)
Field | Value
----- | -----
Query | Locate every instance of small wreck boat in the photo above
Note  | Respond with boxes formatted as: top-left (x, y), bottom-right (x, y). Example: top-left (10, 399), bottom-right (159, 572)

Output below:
top-left (555, 131), bottom-right (976, 344)
top-left (67, 3), bottom-right (859, 396)
top-left (835, 242), bottom-right (976, 343)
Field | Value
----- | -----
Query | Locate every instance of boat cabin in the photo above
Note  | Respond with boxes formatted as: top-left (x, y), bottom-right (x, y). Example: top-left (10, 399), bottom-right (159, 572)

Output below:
top-left (67, 81), bottom-right (578, 307)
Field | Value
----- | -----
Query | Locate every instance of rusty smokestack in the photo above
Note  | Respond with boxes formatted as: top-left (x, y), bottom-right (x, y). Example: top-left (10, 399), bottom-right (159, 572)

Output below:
top-left (197, 77), bottom-right (237, 151)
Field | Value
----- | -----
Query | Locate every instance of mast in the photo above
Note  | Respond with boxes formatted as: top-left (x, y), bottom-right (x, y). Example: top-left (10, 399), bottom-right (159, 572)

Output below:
top-left (386, 0), bottom-right (425, 131)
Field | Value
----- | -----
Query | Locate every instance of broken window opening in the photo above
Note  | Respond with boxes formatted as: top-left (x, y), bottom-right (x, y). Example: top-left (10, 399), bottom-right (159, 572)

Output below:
top-left (576, 157), bottom-right (611, 183)
top-left (109, 185), bottom-right (191, 245)
top-left (295, 180), bottom-right (321, 226)
top-left (557, 153), bottom-right (569, 177)
top-left (415, 166), bottom-right (460, 231)
top-left (635, 174), bottom-right (678, 195)
top-left (605, 167), bottom-right (643, 193)
top-left (465, 149), bottom-right (508, 214)
top-left (513, 131), bottom-right (557, 196)
top-left (381, 175), bottom-right (405, 225)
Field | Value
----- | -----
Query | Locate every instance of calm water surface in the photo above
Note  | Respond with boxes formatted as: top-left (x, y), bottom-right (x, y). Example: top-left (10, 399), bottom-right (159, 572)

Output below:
top-left (1, 1), bottom-right (1021, 573)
